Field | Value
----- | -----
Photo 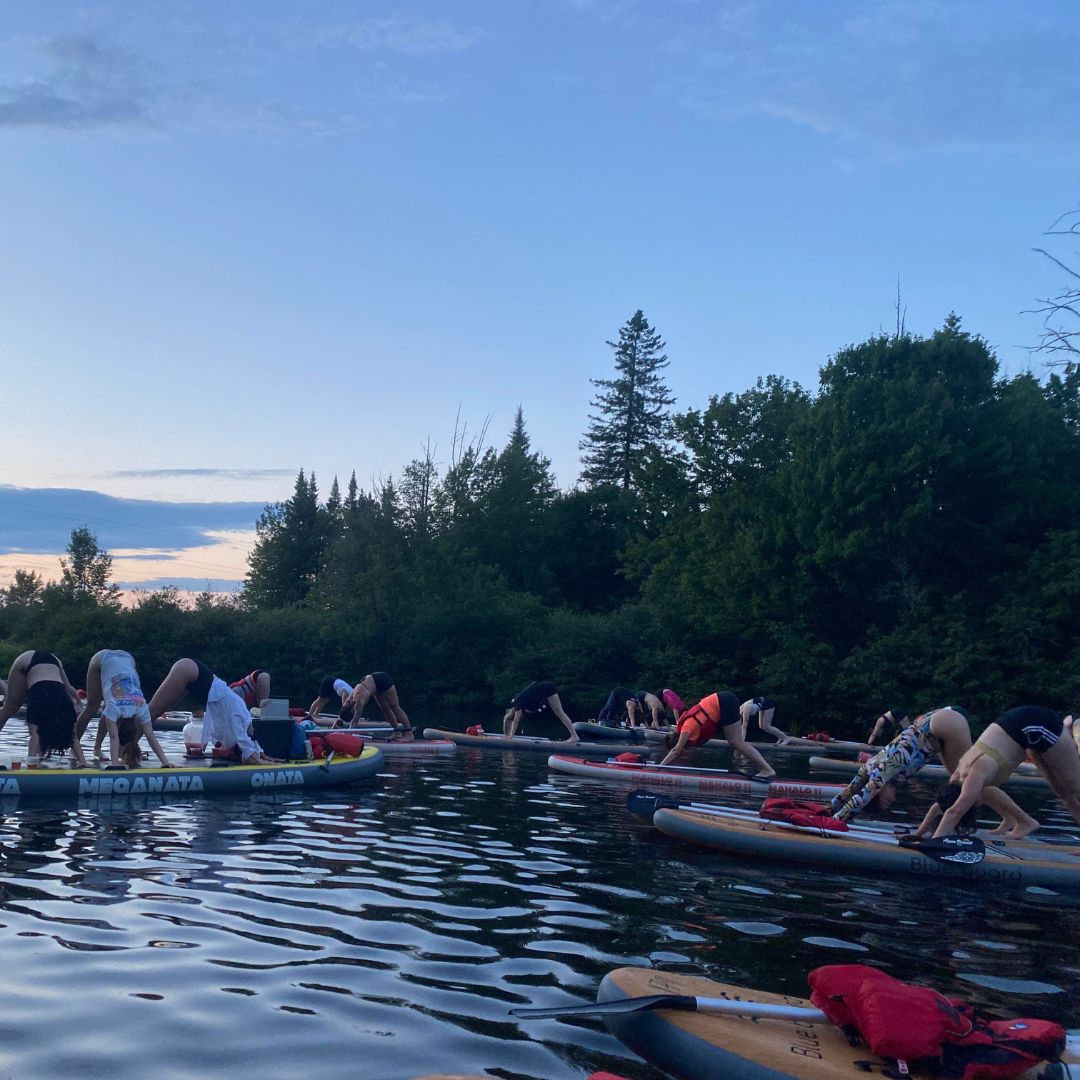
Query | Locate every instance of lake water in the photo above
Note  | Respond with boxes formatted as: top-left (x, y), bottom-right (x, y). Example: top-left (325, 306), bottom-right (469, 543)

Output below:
top-left (0, 715), bottom-right (1077, 1079)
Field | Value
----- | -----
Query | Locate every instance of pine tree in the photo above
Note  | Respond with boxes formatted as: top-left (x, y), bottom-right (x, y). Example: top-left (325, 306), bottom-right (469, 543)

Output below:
top-left (580, 310), bottom-right (675, 490)
top-left (345, 471), bottom-right (360, 515)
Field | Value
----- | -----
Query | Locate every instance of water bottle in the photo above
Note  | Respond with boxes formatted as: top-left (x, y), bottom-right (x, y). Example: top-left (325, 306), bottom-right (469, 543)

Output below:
top-left (182, 718), bottom-right (205, 757)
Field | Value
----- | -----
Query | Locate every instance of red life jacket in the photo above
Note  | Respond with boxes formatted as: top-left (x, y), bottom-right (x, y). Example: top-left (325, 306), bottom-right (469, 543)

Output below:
top-left (761, 797), bottom-right (849, 831)
top-left (808, 965), bottom-right (1065, 1079)
top-left (229, 670), bottom-right (265, 708)
top-left (678, 694), bottom-right (724, 745)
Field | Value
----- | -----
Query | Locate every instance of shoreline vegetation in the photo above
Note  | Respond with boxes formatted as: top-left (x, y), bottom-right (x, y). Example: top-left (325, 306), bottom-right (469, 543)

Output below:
top-left (2, 313), bottom-right (1078, 738)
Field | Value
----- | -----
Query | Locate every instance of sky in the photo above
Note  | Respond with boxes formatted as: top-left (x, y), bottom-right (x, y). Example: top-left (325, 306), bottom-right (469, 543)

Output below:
top-left (2, 0), bottom-right (1078, 593)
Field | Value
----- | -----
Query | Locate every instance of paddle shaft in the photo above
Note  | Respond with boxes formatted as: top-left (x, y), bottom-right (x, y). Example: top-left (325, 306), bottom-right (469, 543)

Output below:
top-left (513, 993), bottom-right (828, 1021)
top-left (607, 759), bottom-right (762, 777)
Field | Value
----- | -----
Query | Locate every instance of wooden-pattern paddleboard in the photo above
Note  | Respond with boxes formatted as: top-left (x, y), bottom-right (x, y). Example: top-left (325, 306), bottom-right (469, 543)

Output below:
top-left (598, 967), bottom-right (1077, 1080)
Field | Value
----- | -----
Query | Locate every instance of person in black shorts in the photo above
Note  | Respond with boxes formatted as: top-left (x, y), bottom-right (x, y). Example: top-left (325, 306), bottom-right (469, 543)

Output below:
top-left (740, 696), bottom-right (792, 745)
top-left (309, 677), bottom-right (355, 721)
top-left (149, 658), bottom-right (273, 764)
top-left (148, 658), bottom-right (216, 714)
top-left (597, 687), bottom-right (638, 727)
top-left (934, 705), bottom-right (1080, 836)
top-left (503, 681), bottom-right (578, 741)
top-left (346, 672), bottom-right (414, 741)
top-left (0, 650), bottom-right (88, 765)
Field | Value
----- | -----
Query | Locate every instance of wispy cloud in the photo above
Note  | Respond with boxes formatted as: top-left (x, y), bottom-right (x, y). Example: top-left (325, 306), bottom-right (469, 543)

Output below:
top-left (299, 17), bottom-right (486, 56)
top-left (0, 34), bottom-right (156, 130)
top-left (0, 11), bottom-right (484, 140)
top-left (649, 0), bottom-right (1080, 157)
top-left (107, 468), bottom-right (295, 480)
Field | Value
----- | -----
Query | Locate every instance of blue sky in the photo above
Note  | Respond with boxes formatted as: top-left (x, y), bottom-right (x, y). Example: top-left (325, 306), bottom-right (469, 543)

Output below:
top-left (2, 1), bottom-right (1078, 591)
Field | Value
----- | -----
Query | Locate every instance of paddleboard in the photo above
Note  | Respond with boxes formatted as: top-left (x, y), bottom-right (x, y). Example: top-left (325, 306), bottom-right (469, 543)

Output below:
top-left (0, 748), bottom-right (383, 801)
top-left (423, 729), bottom-right (647, 756)
top-left (573, 721), bottom-right (650, 744)
top-left (808, 755), bottom-right (1050, 789)
top-left (652, 805), bottom-right (1080, 887)
top-left (310, 728), bottom-right (455, 755)
top-left (597, 966), bottom-right (1078, 1080)
top-left (549, 755), bottom-right (845, 799)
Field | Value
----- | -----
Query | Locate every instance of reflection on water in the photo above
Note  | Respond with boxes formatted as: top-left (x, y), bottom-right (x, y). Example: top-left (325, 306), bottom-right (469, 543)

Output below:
top-left (0, 721), bottom-right (1076, 1079)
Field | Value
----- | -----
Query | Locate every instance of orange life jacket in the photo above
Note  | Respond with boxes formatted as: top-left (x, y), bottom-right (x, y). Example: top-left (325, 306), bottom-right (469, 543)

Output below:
top-left (678, 693), bottom-right (724, 745)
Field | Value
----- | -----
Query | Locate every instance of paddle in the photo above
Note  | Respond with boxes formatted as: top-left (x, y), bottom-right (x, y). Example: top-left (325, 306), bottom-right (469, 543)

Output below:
top-left (625, 789), bottom-right (987, 864)
top-left (512, 994), bottom-right (826, 1022)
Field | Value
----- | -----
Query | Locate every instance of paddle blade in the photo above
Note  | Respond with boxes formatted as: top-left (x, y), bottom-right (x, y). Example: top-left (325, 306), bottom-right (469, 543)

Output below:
top-left (903, 835), bottom-right (986, 864)
top-left (512, 993), bottom-right (698, 1019)
top-left (625, 789), bottom-right (681, 817)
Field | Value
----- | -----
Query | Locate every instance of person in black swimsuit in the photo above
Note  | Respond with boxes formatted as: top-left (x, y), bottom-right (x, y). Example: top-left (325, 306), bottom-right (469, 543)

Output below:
top-left (503, 681), bottom-right (578, 741)
top-left (345, 672), bottom-right (414, 741)
top-left (934, 706), bottom-right (1080, 836)
top-left (0, 650), bottom-right (88, 765)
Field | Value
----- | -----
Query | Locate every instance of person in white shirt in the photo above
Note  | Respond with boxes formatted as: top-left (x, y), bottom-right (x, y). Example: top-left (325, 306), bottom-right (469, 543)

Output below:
top-left (309, 676), bottom-right (356, 722)
top-left (149, 658), bottom-right (275, 765)
top-left (77, 649), bottom-right (174, 768)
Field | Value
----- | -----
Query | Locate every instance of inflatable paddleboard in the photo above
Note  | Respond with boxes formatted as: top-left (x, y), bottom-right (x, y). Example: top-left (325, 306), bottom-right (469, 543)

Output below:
top-left (573, 721), bottom-right (649, 744)
top-left (423, 729), bottom-right (648, 756)
top-left (597, 967), bottom-right (1078, 1080)
top-left (549, 755), bottom-right (845, 798)
top-left (808, 755), bottom-right (1049, 789)
top-left (652, 805), bottom-right (1080, 887)
top-left (314, 728), bottom-right (455, 755)
top-left (0, 748), bottom-right (383, 801)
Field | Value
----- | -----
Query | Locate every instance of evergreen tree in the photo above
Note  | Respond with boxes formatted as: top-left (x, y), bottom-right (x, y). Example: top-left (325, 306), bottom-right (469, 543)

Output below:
top-left (59, 525), bottom-right (121, 609)
top-left (580, 310), bottom-right (675, 490)
top-left (244, 469), bottom-right (327, 609)
top-left (475, 408), bottom-right (557, 594)
top-left (345, 471), bottom-right (360, 515)
top-left (326, 475), bottom-right (344, 543)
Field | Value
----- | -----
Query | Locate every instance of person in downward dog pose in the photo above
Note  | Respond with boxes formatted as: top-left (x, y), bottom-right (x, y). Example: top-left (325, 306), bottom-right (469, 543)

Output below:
top-left (866, 707), bottom-right (911, 745)
top-left (308, 677), bottom-right (355, 722)
top-left (660, 688), bottom-right (686, 723)
top-left (828, 705), bottom-right (1037, 836)
top-left (77, 649), bottom-right (173, 768)
top-left (632, 690), bottom-right (667, 727)
top-left (660, 690), bottom-right (775, 779)
top-left (229, 669), bottom-right (271, 710)
top-left (149, 658), bottom-right (275, 765)
top-left (0, 650), bottom-right (87, 766)
top-left (740, 696), bottom-right (792, 745)
top-left (597, 687), bottom-right (640, 727)
top-left (345, 672), bottom-right (413, 741)
top-left (503, 681), bottom-right (578, 742)
top-left (933, 705), bottom-right (1080, 838)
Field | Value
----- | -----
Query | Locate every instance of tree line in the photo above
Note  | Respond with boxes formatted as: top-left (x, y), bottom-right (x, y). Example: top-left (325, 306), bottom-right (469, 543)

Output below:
top-left (2, 311), bottom-right (1078, 734)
